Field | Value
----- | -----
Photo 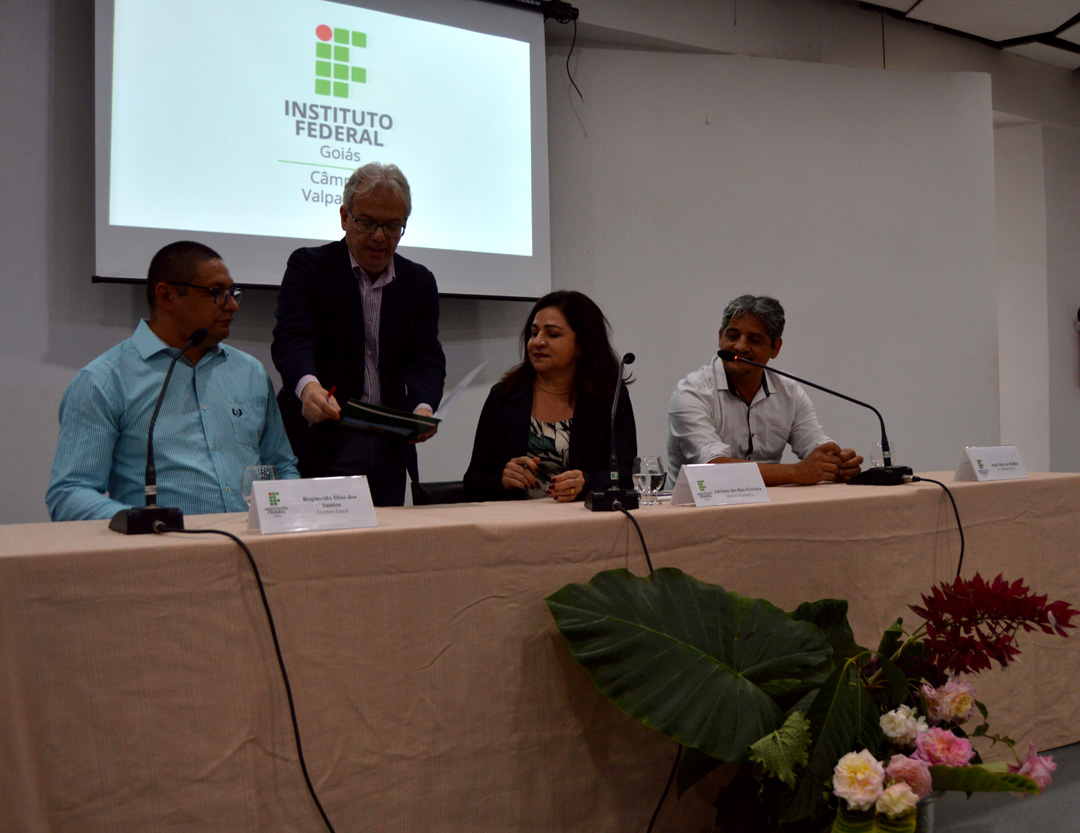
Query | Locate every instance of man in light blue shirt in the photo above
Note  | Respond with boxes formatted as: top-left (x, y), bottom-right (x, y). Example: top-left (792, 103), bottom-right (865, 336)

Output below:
top-left (47, 242), bottom-right (299, 521)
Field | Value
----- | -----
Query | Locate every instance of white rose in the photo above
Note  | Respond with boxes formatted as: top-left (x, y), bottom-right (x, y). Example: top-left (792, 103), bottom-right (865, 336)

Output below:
top-left (879, 705), bottom-right (926, 747)
top-left (876, 782), bottom-right (919, 819)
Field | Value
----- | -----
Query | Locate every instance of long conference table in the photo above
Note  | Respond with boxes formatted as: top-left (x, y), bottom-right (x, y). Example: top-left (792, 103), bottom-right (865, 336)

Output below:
top-left (2, 472), bottom-right (1078, 833)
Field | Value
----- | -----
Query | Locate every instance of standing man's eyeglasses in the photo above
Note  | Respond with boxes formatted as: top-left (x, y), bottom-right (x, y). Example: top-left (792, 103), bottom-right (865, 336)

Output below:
top-left (346, 207), bottom-right (406, 238)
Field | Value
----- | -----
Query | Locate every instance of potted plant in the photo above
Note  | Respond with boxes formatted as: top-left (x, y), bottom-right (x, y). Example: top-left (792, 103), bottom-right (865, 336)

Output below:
top-left (546, 569), bottom-right (1076, 832)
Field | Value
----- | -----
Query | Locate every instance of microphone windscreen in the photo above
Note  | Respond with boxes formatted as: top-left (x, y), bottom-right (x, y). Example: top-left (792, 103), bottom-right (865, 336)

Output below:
top-left (188, 328), bottom-right (209, 346)
top-left (622, 352), bottom-right (636, 365)
top-left (717, 349), bottom-right (737, 361)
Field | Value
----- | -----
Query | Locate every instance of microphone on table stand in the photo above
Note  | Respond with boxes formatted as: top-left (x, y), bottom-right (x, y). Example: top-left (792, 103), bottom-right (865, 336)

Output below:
top-left (716, 349), bottom-right (912, 486)
top-left (109, 328), bottom-right (208, 534)
top-left (585, 352), bottom-right (640, 511)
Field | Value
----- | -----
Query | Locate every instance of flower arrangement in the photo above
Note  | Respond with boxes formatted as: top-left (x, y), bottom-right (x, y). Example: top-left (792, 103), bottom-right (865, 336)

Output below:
top-left (546, 569), bottom-right (1077, 832)
top-left (823, 573), bottom-right (1071, 830)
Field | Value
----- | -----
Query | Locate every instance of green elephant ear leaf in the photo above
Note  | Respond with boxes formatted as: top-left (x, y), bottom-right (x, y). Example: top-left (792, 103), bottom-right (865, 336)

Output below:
top-left (792, 598), bottom-right (864, 663)
top-left (930, 764), bottom-right (1039, 794)
top-left (545, 568), bottom-right (833, 762)
top-left (877, 617), bottom-right (904, 658)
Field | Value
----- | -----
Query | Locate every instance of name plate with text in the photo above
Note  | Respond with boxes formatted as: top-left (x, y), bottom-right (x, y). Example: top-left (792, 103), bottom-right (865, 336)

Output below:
top-left (671, 463), bottom-right (770, 507)
top-left (248, 476), bottom-right (377, 534)
top-left (954, 446), bottom-right (1027, 482)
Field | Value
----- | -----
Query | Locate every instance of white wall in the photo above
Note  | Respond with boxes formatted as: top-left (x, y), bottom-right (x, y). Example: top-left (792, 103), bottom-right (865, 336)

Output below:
top-left (995, 122), bottom-right (1050, 471)
top-left (3, 0), bottom-right (1079, 524)
top-left (544, 49), bottom-right (998, 468)
top-left (1043, 123), bottom-right (1080, 474)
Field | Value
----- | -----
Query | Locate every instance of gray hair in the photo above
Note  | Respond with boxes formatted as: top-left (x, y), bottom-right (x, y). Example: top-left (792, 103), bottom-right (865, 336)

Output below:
top-left (342, 162), bottom-right (412, 219)
top-left (720, 294), bottom-right (785, 342)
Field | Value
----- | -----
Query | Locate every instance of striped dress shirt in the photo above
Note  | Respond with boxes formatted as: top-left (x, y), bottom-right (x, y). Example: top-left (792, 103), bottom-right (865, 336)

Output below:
top-left (353, 253), bottom-right (394, 406)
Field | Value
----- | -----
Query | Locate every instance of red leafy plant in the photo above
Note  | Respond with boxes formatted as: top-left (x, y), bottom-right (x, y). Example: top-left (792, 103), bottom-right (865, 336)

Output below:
top-left (910, 573), bottom-right (1079, 675)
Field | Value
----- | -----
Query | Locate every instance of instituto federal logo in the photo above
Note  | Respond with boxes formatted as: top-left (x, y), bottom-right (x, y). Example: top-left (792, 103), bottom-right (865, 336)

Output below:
top-left (268, 492), bottom-right (281, 507)
top-left (315, 24), bottom-right (367, 99)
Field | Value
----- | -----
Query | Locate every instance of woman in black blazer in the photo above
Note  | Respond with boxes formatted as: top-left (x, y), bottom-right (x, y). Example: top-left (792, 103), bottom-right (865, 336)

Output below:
top-left (464, 291), bottom-right (636, 501)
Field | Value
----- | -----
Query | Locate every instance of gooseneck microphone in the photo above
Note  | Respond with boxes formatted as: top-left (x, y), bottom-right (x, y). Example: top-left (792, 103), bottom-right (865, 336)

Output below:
top-left (585, 353), bottom-right (640, 511)
top-left (110, 328), bottom-right (208, 534)
top-left (717, 349), bottom-right (912, 486)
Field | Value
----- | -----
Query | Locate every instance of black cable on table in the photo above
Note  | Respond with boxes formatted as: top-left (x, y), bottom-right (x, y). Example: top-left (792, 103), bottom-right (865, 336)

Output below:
top-left (156, 523), bottom-right (337, 833)
top-left (614, 501), bottom-right (654, 574)
top-left (908, 476), bottom-right (966, 576)
top-left (611, 499), bottom-right (669, 830)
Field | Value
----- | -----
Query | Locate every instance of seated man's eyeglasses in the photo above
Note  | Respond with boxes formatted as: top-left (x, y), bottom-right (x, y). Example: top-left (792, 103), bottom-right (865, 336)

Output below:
top-left (346, 207), bottom-right (406, 238)
top-left (167, 282), bottom-right (244, 306)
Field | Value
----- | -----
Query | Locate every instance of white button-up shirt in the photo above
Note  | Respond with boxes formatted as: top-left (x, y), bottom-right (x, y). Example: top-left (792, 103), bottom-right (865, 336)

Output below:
top-left (666, 354), bottom-right (831, 485)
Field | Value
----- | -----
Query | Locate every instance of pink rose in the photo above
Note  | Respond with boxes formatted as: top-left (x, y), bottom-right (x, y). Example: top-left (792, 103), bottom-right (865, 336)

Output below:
top-left (832, 750), bottom-right (885, 812)
top-left (1008, 742), bottom-right (1057, 792)
top-left (914, 727), bottom-right (974, 767)
top-left (922, 679), bottom-right (976, 724)
top-left (885, 754), bottom-right (933, 799)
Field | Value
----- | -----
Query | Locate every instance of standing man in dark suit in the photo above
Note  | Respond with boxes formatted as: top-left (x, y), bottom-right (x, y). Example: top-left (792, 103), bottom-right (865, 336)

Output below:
top-left (272, 162), bottom-right (445, 505)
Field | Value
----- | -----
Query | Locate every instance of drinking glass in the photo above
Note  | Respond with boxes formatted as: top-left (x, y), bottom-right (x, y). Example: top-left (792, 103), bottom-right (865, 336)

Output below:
top-left (242, 465), bottom-right (277, 507)
top-left (869, 441), bottom-right (898, 469)
top-left (633, 456), bottom-right (666, 506)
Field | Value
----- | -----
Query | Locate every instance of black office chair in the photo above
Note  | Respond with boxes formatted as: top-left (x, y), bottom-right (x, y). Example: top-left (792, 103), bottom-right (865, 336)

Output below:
top-left (410, 480), bottom-right (470, 505)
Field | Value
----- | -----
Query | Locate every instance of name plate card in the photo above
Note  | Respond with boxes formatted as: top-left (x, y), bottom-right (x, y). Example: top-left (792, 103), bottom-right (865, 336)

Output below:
top-left (671, 463), bottom-right (770, 507)
top-left (248, 476), bottom-right (377, 534)
top-left (954, 446), bottom-right (1028, 482)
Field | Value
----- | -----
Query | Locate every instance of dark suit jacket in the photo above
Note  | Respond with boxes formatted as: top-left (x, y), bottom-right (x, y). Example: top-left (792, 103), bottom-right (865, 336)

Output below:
top-left (463, 382), bottom-right (637, 501)
top-left (271, 239), bottom-right (445, 479)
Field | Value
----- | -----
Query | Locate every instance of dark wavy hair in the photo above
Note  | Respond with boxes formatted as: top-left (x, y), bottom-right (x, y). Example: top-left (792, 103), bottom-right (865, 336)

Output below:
top-left (499, 290), bottom-right (630, 404)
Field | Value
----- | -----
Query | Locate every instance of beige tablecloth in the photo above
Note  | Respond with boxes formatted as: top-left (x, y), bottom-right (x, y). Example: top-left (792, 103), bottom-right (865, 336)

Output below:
top-left (2, 473), bottom-right (1078, 832)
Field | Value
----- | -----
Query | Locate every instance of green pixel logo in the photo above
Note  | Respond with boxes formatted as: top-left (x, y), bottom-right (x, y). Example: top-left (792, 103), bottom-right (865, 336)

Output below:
top-left (268, 492), bottom-right (281, 507)
top-left (696, 480), bottom-right (707, 492)
top-left (314, 24), bottom-right (367, 99)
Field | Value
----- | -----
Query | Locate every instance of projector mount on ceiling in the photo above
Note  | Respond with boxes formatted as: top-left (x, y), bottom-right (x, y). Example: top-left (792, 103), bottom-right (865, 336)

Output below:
top-left (475, 0), bottom-right (579, 24)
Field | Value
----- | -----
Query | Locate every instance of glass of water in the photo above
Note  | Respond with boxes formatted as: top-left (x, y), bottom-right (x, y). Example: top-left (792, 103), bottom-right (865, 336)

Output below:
top-left (633, 456), bottom-right (666, 506)
top-left (869, 441), bottom-right (897, 469)
top-left (242, 465), bottom-right (277, 507)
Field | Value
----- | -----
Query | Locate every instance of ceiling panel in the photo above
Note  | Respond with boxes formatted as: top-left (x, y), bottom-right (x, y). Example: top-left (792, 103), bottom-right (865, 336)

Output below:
top-left (1060, 20), bottom-right (1080, 45)
top-left (907, 0), bottom-right (1080, 43)
top-left (869, 0), bottom-right (919, 11)
top-left (1006, 41), bottom-right (1080, 69)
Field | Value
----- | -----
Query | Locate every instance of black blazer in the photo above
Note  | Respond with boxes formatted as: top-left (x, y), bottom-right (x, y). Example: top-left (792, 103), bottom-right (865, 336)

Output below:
top-left (272, 239), bottom-right (446, 477)
top-left (463, 382), bottom-right (637, 501)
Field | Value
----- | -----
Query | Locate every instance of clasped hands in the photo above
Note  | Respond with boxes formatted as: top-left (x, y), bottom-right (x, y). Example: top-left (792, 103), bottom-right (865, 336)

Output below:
top-left (795, 442), bottom-right (863, 484)
top-left (501, 456), bottom-right (584, 501)
top-left (300, 381), bottom-right (438, 442)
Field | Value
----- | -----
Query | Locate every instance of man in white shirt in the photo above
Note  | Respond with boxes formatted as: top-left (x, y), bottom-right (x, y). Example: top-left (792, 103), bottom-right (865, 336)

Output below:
top-left (667, 294), bottom-right (862, 486)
